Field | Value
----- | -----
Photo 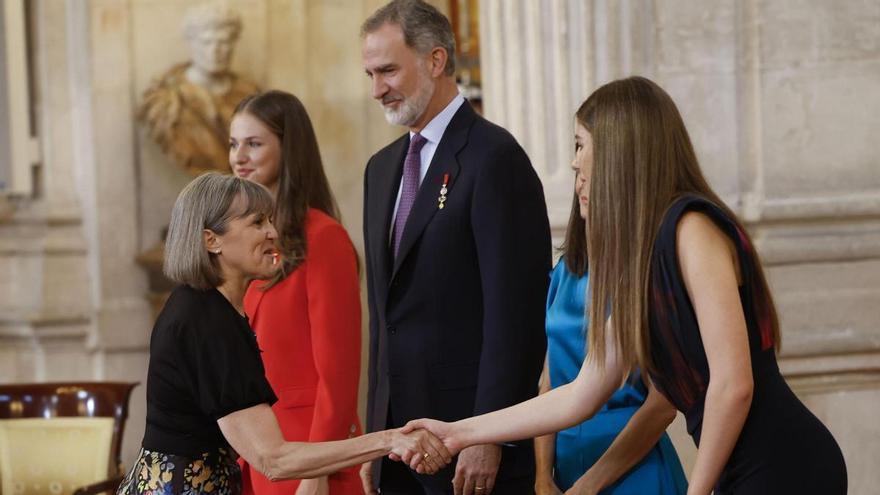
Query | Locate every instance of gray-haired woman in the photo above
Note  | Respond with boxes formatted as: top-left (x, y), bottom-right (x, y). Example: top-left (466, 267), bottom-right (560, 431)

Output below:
top-left (117, 173), bottom-right (450, 495)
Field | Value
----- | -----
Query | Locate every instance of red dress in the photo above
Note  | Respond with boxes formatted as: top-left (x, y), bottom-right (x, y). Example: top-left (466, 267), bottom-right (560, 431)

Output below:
top-left (240, 209), bottom-right (364, 494)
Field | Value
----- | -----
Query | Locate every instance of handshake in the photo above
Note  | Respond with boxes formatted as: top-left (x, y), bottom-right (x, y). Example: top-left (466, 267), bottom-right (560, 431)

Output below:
top-left (383, 418), bottom-right (460, 474)
top-left (362, 418), bottom-right (503, 495)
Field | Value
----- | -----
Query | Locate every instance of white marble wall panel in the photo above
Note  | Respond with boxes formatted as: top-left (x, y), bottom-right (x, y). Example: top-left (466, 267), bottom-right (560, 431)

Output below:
top-left (0, 252), bottom-right (44, 316)
top-left (758, 0), bottom-right (880, 69)
top-left (769, 259), bottom-right (880, 356)
top-left (653, 0), bottom-right (737, 73)
top-left (653, 0), bottom-right (741, 201)
top-left (761, 67), bottom-right (880, 197)
top-left (40, 338), bottom-right (95, 381)
top-left (84, 1), bottom-right (154, 362)
top-left (660, 73), bottom-right (741, 199)
top-left (34, 0), bottom-right (79, 211)
top-left (0, 338), bottom-right (41, 382)
top-left (40, 254), bottom-right (94, 318)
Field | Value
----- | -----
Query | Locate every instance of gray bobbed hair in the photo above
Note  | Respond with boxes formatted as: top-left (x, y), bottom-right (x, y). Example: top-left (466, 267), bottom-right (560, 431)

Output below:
top-left (164, 172), bottom-right (273, 289)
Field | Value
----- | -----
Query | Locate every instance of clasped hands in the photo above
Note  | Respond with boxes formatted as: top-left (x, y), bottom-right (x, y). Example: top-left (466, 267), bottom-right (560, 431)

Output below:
top-left (370, 419), bottom-right (501, 495)
top-left (387, 418), bottom-right (461, 474)
top-left (388, 424), bottom-right (452, 474)
top-left (399, 419), bottom-right (501, 495)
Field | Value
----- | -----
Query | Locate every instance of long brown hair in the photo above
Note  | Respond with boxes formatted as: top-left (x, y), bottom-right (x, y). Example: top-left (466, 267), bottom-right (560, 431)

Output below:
top-left (561, 191), bottom-right (588, 277)
top-left (580, 76), bottom-right (780, 373)
top-left (233, 90), bottom-right (340, 287)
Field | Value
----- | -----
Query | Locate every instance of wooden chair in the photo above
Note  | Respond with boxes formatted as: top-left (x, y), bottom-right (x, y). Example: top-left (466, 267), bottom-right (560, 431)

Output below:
top-left (0, 382), bottom-right (138, 495)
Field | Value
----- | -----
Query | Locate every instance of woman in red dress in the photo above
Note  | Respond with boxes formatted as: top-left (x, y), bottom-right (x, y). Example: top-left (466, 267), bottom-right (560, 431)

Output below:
top-left (229, 90), bottom-right (363, 495)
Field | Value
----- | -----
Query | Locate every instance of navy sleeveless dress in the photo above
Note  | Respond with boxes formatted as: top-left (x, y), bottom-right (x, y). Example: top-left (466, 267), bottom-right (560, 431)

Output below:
top-left (647, 195), bottom-right (847, 494)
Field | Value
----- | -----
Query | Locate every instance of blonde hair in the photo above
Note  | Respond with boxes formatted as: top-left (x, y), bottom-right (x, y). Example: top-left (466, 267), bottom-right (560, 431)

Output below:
top-left (164, 172), bottom-right (273, 289)
top-left (580, 77), bottom-right (780, 374)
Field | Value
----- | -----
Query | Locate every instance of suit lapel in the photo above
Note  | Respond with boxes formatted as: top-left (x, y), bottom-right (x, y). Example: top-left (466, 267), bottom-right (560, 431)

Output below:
top-left (369, 136), bottom-right (408, 294)
top-left (391, 103), bottom-right (476, 278)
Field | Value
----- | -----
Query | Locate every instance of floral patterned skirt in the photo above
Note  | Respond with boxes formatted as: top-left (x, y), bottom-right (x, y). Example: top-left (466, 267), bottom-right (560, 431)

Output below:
top-left (116, 447), bottom-right (241, 495)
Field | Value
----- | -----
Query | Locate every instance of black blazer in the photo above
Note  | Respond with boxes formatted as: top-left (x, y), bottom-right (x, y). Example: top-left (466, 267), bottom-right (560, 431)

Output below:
top-left (362, 101), bottom-right (551, 484)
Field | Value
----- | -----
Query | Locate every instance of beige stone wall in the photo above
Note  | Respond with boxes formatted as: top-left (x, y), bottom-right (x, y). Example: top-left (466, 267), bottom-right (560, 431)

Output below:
top-left (480, 0), bottom-right (880, 493)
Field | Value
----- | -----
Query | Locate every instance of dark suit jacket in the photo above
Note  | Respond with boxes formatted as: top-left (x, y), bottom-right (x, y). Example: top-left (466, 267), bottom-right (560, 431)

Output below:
top-left (363, 101), bottom-right (551, 486)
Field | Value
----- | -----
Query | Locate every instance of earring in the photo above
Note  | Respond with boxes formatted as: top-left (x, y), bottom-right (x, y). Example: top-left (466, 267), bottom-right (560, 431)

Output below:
top-left (213, 249), bottom-right (221, 254)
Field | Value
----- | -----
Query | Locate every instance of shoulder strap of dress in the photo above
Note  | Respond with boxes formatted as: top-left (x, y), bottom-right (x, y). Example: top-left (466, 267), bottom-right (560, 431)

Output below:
top-left (658, 194), bottom-right (776, 351)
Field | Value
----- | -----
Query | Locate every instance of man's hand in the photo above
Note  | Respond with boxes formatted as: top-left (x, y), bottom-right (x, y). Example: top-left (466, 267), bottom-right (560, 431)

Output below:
top-left (359, 461), bottom-right (378, 495)
top-left (452, 444), bottom-right (501, 495)
top-left (295, 476), bottom-right (329, 495)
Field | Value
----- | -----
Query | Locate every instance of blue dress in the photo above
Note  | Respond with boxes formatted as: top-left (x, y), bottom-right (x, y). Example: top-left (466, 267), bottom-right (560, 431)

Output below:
top-left (546, 262), bottom-right (688, 494)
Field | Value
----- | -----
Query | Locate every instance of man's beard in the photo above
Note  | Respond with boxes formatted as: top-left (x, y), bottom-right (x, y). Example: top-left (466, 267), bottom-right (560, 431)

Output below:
top-left (383, 68), bottom-right (435, 127)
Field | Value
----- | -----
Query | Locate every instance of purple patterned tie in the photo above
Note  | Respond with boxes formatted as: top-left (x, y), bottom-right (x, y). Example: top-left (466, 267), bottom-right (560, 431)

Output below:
top-left (393, 133), bottom-right (428, 258)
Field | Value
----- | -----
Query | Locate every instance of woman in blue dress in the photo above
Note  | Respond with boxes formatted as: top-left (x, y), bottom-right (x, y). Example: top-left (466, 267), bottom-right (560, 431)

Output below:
top-left (534, 134), bottom-right (688, 495)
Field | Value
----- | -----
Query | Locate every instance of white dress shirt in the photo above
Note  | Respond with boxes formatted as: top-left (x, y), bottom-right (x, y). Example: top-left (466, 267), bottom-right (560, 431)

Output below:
top-left (390, 93), bottom-right (466, 231)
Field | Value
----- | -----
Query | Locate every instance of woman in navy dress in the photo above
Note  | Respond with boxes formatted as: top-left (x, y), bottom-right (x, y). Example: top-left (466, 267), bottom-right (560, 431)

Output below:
top-left (406, 76), bottom-right (847, 494)
top-left (535, 159), bottom-right (687, 494)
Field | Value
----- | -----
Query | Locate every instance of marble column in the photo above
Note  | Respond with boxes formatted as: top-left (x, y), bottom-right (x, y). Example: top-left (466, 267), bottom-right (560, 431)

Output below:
top-left (480, 0), bottom-right (656, 231)
top-left (0, 0), bottom-right (153, 466)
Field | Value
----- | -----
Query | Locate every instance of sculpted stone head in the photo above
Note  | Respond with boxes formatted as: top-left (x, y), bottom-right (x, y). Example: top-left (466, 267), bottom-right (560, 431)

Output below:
top-left (182, 2), bottom-right (243, 76)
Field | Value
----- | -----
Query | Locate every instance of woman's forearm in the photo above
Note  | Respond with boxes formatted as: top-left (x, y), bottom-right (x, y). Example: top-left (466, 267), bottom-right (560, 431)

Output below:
top-left (578, 386), bottom-right (677, 490)
top-left (534, 358), bottom-right (557, 485)
top-left (455, 357), bottom-right (622, 450)
top-left (220, 404), bottom-right (400, 481)
top-left (534, 432), bottom-right (557, 483)
top-left (675, 210), bottom-right (756, 495)
top-left (268, 430), bottom-right (393, 480)
top-left (686, 380), bottom-right (752, 494)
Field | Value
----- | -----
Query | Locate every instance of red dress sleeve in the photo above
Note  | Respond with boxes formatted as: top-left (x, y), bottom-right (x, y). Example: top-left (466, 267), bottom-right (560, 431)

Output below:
top-left (305, 221), bottom-right (363, 442)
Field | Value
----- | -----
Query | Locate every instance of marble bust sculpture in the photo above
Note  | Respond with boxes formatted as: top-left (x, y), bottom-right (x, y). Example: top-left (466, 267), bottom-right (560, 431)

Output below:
top-left (138, 2), bottom-right (258, 175)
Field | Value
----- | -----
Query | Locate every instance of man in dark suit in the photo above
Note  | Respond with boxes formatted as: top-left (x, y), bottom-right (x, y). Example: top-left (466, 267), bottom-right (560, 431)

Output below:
top-left (359, 1), bottom-right (551, 493)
